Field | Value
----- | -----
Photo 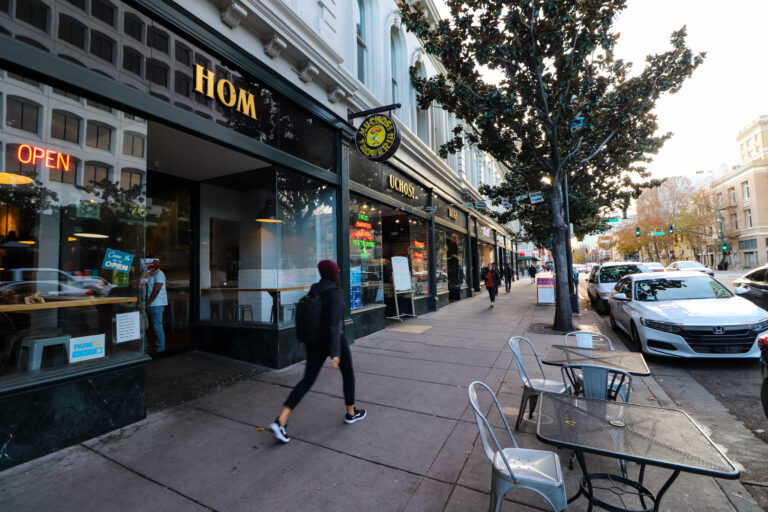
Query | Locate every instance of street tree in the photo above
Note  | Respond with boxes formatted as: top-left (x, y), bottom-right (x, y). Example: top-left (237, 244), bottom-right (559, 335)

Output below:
top-left (399, 0), bottom-right (704, 330)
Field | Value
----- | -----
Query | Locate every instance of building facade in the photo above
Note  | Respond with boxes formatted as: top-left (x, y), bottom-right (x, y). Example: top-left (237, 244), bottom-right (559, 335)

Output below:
top-left (709, 116), bottom-right (768, 269)
top-left (0, 0), bottom-right (515, 469)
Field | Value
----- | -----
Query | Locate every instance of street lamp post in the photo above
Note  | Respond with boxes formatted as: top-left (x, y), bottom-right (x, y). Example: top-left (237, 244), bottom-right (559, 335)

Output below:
top-left (692, 203), bottom-right (726, 266)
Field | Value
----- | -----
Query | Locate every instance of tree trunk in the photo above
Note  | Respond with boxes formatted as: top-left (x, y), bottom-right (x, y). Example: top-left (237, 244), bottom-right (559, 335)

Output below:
top-left (548, 184), bottom-right (574, 331)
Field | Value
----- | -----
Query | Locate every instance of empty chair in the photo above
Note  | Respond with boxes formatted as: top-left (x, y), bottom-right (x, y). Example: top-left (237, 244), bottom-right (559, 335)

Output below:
top-left (563, 331), bottom-right (613, 350)
top-left (468, 381), bottom-right (568, 512)
top-left (509, 336), bottom-right (569, 430)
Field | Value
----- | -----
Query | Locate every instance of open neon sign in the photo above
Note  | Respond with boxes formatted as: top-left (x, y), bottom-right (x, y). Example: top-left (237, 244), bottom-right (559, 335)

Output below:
top-left (17, 144), bottom-right (72, 172)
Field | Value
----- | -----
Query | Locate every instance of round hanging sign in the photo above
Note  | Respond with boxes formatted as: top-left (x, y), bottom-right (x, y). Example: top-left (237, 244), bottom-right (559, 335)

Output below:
top-left (355, 113), bottom-right (401, 162)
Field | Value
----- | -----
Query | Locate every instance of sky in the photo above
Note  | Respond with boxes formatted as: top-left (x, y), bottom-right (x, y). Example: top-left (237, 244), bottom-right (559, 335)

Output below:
top-left (434, 0), bottom-right (768, 180)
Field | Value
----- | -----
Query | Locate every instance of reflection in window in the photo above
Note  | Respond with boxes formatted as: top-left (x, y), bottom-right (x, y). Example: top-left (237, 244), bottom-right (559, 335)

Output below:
top-left (7, 72), bottom-right (39, 87)
top-left (58, 14), bottom-right (86, 49)
top-left (86, 121), bottom-right (112, 150)
top-left (51, 110), bottom-right (81, 143)
top-left (90, 31), bottom-right (115, 63)
top-left (6, 97), bottom-right (39, 133)
top-left (175, 42), bottom-right (191, 66)
top-left (123, 47), bottom-right (143, 77)
top-left (120, 168), bottom-right (143, 190)
top-left (147, 59), bottom-right (169, 87)
top-left (349, 194), bottom-right (383, 309)
top-left (83, 162), bottom-right (110, 188)
top-left (174, 72), bottom-right (191, 97)
top-left (16, 0), bottom-right (49, 32)
top-left (123, 13), bottom-right (143, 42)
top-left (4, 143), bottom-right (37, 177)
top-left (91, 0), bottom-right (115, 26)
top-left (122, 133), bottom-right (144, 157)
top-left (0, 0), bottom-right (9, 13)
top-left (147, 27), bottom-right (169, 54)
top-left (49, 157), bottom-right (78, 184)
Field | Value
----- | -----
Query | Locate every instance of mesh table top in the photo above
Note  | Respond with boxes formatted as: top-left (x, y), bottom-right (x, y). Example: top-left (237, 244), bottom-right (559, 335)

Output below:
top-left (536, 393), bottom-right (739, 478)
top-left (542, 345), bottom-right (651, 376)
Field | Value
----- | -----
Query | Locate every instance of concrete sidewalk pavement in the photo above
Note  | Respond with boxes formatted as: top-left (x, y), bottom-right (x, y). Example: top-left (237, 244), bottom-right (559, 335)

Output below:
top-left (1, 280), bottom-right (761, 511)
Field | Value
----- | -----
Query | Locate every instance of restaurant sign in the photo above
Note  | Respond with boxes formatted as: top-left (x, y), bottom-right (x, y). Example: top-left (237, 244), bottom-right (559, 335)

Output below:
top-left (388, 174), bottom-right (416, 199)
top-left (195, 64), bottom-right (257, 119)
top-left (355, 114), bottom-right (401, 161)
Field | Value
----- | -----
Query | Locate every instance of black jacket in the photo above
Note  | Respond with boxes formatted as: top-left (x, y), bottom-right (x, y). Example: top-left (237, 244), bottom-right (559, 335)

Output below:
top-left (504, 266), bottom-right (512, 280)
top-left (312, 279), bottom-right (345, 359)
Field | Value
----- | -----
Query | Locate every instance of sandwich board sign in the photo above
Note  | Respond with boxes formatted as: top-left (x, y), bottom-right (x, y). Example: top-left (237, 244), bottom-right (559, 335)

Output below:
top-left (389, 256), bottom-right (417, 321)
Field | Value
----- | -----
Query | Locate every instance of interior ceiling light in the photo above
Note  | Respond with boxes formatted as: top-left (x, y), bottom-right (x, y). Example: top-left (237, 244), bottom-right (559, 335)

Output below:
top-left (18, 240), bottom-right (35, 245)
top-left (0, 172), bottom-right (34, 185)
top-left (255, 199), bottom-right (283, 223)
top-left (74, 232), bottom-right (109, 239)
top-left (67, 236), bottom-right (77, 241)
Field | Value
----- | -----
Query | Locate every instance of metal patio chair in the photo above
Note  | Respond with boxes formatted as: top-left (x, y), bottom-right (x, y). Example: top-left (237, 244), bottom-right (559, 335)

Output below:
top-left (509, 336), bottom-right (569, 431)
top-left (468, 381), bottom-right (568, 512)
top-left (561, 363), bottom-right (633, 475)
top-left (563, 331), bottom-right (613, 350)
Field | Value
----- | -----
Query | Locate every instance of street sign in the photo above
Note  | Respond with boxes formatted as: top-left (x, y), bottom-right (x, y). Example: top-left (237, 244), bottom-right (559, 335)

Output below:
top-left (651, 231), bottom-right (666, 236)
top-left (606, 217), bottom-right (619, 223)
top-left (516, 195), bottom-right (528, 202)
top-left (712, 234), bottom-right (719, 239)
top-left (502, 199), bottom-right (511, 208)
top-left (475, 201), bottom-right (487, 209)
top-left (529, 192), bottom-right (544, 204)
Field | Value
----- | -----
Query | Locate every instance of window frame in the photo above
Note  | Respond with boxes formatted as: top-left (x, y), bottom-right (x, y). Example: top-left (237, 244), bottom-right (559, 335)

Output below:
top-left (5, 96), bottom-right (40, 134)
top-left (85, 121), bottom-right (113, 151)
top-left (83, 161), bottom-right (111, 188)
top-left (58, 13), bottom-right (87, 49)
top-left (122, 132), bottom-right (144, 158)
top-left (50, 109), bottom-right (81, 143)
top-left (15, 0), bottom-right (49, 33)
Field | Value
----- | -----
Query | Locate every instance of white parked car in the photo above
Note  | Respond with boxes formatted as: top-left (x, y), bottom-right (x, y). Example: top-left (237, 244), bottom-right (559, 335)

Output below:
top-left (644, 262), bottom-right (665, 272)
top-left (586, 262), bottom-right (650, 314)
top-left (665, 260), bottom-right (714, 277)
top-left (608, 271), bottom-right (767, 358)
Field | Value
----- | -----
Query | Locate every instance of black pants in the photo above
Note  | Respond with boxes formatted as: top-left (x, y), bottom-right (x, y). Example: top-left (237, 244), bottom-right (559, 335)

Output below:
top-left (284, 339), bottom-right (355, 410)
top-left (487, 286), bottom-right (498, 303)
top-left (505, 277), bottom-right (511, 292)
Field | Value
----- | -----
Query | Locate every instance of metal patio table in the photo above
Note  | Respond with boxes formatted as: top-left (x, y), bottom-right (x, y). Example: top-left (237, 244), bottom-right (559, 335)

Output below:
top-left (536, 392), bottom-right (739, 512)
top-left (542, 345), bottom-right (651, 376)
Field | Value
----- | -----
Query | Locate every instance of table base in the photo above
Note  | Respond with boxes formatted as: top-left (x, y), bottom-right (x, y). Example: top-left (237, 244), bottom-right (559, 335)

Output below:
top-left (572, 451), bottom-right (680, 512)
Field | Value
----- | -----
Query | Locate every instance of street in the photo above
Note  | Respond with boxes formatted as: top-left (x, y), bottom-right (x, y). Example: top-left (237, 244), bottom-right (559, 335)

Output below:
top-left (579, 271), bottom-right (768, 508)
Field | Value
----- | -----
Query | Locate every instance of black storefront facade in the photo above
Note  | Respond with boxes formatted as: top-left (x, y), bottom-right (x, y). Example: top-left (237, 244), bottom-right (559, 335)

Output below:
top-left (0, 0), bottom-right (513, 469)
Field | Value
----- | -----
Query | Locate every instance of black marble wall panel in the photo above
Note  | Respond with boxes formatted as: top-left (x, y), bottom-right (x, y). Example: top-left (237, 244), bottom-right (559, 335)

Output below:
top-left (0, 363), bottom-right (146, 471)
top-left (351, 307), bottom-right (387, 338)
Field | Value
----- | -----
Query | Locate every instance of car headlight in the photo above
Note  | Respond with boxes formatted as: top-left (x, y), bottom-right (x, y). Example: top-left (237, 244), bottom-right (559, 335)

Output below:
top-left (753, 319), bottom-right (768, 332)
top-left (640, 317), bottom-right (682, 334)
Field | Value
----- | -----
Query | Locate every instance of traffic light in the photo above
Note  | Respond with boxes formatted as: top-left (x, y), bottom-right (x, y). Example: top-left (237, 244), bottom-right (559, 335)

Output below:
top-left (726, 250), bottom-right (731, 256)
top-left (722, 243), bottom-right (729, 252)
top-left (635, 226), bottom-right (640, 237)
top-left (668, 224), bottom-right (674, 234)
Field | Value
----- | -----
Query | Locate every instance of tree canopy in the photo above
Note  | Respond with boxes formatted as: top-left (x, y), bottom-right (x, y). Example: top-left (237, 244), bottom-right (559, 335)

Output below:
top-left (399, 0), bottom-right (704, 329)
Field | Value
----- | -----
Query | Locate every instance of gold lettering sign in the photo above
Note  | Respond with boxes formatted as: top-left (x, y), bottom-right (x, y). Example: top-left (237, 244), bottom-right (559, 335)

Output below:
top-left (388, 175), bottom-right (416, 199)
top-left (448, 207), bottom-right (458, 220)
top-left (355, 114), bottom-right (401, 161)
top-left (194, 64), bottom-right (257, 120)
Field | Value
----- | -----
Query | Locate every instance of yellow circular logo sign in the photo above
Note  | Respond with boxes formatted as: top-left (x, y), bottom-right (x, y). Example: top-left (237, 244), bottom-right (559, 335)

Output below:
top-left (355, 114), bottom-right (401, 161)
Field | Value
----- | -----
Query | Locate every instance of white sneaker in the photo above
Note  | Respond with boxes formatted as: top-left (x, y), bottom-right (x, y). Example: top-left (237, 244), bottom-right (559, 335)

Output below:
top-left (268, 418), bottom-right (290, 443)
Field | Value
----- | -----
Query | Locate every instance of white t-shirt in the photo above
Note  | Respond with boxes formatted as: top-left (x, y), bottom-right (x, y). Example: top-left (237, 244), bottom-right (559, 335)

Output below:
top-left (146, 269), bottom-right (168, 307)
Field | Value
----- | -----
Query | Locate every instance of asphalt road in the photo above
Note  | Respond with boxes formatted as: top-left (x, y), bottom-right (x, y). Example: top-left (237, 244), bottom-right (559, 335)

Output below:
top-left (579, 270), bottom-right (768, 507)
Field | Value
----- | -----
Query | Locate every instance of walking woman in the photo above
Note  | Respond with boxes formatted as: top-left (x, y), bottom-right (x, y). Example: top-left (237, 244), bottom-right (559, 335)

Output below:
top-left (485, 263), bottom-right (501, 308)
top-left (268, 260), bottom-right (366, 443)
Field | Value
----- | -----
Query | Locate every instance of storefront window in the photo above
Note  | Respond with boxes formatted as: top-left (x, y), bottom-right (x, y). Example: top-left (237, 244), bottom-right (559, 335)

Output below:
top-left (478, 241), bottom-right (495, 281)
top-left (349, 194), bottom-right (384, 309)
top-left (0, 70), bottom-right (145, 381)
top-left (436, 227), bottom-right (467, 295)
top-left (199, 167), bottom-right (336, 327)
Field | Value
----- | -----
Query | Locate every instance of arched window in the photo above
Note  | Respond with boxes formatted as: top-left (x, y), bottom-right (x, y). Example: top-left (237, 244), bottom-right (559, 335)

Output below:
top-left (414, 61), bottom-right (430, 144)
top-left (355, 0), bottom-right (366, 83)
top-left (390, 27), bottom-right (404, 106)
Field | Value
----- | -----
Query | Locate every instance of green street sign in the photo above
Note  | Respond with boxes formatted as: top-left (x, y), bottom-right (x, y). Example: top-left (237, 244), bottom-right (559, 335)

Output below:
top-left (651, 231), bottom-right (666, 236)
top-left (606, 217), bottom-right (619, 223)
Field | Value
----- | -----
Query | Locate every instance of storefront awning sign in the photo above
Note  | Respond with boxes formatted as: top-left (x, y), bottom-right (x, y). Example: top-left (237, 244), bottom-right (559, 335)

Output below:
top-left (102, 248), bottom-right (135, 273)
top-left (355, 114), bottom-right (401, 161)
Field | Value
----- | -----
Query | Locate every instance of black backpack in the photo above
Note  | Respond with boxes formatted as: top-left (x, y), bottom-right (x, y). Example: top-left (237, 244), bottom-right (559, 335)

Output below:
top-left (295, 285), bottom-right (323, 345)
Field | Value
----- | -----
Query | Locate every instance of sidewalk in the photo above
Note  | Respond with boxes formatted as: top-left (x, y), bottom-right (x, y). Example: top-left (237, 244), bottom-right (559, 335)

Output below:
top-left (1, 280), bottom-right (761, 511)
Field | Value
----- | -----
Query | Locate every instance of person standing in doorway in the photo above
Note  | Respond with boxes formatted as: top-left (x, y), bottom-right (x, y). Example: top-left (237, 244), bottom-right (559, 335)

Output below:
top-left (528, 264), bottom-right (537, 284)
top-left (144, 258), bottom-right (167, 353)
top-left (485, 263), bottom-right (501, 308)
top-left (268, 260), bottom-right (365, 444)
top-left (504, 262), bottom-right (513, 293)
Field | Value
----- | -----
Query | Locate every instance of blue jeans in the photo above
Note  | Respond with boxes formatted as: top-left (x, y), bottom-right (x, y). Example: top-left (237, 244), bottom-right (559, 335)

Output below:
top-left (147, 306), bottom-right (165, 352)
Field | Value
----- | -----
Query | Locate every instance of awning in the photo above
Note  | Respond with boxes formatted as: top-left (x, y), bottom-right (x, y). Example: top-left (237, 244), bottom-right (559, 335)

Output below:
top-left (517, 256), bottom-right (539, 261)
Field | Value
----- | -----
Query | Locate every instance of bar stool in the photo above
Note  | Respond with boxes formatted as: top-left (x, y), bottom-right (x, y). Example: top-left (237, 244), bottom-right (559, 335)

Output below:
top-left (20, 335), bottom-right (70, 371)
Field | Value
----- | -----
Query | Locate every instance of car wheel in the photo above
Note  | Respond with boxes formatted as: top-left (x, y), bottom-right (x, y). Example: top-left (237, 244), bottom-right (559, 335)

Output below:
top-left (598, 300), bottom-right (609, 315)
top-left (761, 378), bottom-right (768, 419)
top-left (609, 312), bottom-right (618, 331)
top-left (629, 323), bottom-right (642, 353)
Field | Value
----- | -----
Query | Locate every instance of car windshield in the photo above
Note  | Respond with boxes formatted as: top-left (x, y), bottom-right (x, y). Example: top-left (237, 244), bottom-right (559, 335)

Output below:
top-left (599, 265), bottom-right (644, 283)
top-left (676, 261), bottom-right (704, 268)
top-left (634, 277), bottom-right (732, 301)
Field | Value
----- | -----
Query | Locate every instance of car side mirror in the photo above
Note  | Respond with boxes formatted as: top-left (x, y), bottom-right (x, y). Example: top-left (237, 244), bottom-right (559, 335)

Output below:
top-left (734, 287), bottom-right (748, 296)
top-left (613, 292), bottom-right (628, 301)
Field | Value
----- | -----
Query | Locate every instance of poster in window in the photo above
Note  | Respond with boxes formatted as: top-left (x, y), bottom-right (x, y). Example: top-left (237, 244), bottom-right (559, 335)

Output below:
top-left (350, 266), bottom-right (362, 310)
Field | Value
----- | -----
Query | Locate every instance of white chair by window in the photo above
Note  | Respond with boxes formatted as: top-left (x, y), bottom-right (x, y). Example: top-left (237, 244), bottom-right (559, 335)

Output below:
top-left (468, 381), bottom-right (568, 512)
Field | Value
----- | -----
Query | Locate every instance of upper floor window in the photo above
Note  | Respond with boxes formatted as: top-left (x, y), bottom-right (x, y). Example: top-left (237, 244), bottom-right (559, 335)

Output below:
top-left (16, 0), bottom-right (49, 32)
top-left (6, 97), bottom-right (39, 133)
top-left (174, 71), bottom-right (191, 97)
top-left (730, 213), bottom-right (738, 230)
top-left (746, 209), bottom-right (753, 229)
top-left (58, 14), bottom-right (86, 49)
top-left (390, 27), bottom-right (404, 106)
top-left (742, 181), bottom-right (750, 200)
top-left (84, 162), bottom-right (111, 188)
top-left (86, 121), bottom-right (112, 151)
top-left (49, 157), bottom-right (78, 184)
top-left (147, 27), bottom-right (169, 54)
top-left (413, 61), bottom-right (430, 144)
top-left (65, 0), bottom-right (85, 9)
top-left (0, 1), bottom-right (8, 14)
top-left (728, 187), bottom-right (736, 204)
top-left (175, 42), bottom-right (191, 66)
top-left (91, 0), bottom-right (115, 27)
top-left (355, 0), bottom-right (366, 83)
top-left (147, 59), bottom-right (169, 87)
top-left (90, 31), bottom-right (115, 63)
top-left (123, 46), bottom-right (143, 77)
top-left (51, 110), bottom-right (81, 143)
top-left (717, 193), bottom-right (723, 206)
top-left (4, 143), bottom-right (37, 176)
top-left (124, 13), bottom-right (143, 42)
top-left (122, 133), bottom-right (144, 158)
top-left (120, 168), bottom-right (143, 190)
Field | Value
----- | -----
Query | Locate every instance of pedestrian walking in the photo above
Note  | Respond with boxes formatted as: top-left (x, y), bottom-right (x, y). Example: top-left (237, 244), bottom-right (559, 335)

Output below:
top-left (268, 260), bottom-right (366, 444)
top-left (485, 263), bottom-right (501, 307)
top-left (504, 262), bottom-right (513, 292)
top-left (528, 264), bottom-right (537, 284)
